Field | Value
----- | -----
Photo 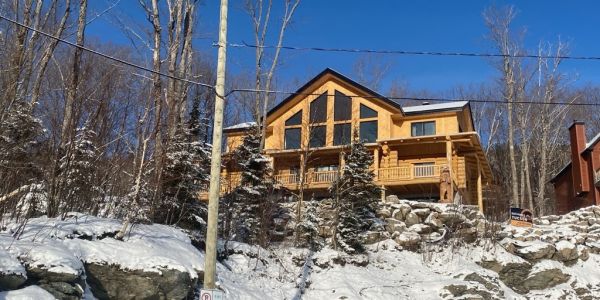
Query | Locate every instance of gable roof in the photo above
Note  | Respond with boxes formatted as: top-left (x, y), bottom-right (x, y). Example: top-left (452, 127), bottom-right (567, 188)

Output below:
top-left (267, 68), bottom-right (404, 117)
top-left (550, 130), bottom-right (600, 183)
top-left (402, 101), bottom-right (469, 115)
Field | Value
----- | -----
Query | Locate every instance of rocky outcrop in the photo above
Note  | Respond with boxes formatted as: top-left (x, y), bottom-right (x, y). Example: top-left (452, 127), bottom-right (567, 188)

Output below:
top-left (85, 263), bottom-right (195, 300)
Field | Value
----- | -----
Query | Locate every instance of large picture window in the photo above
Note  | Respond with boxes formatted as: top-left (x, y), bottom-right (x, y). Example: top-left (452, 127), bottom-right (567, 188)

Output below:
top-left (284, 128), bottom-right (301, 149)
top-left (334, 123), bottom-right (351, 146)
top-left (285, 110), bottom-right (302, 126)
top-left (334, 91), bottom-right (351, 121)
top-left (360, 121), bottom-right (378, 143)
top-left (310, 93), bottom-right (328, 123)
top-left (360, 104), bottom-right (378, 118)
top-left (309, 125), bottom-right (326, 148)
top-left (411, 121), bottom-right (436, 137)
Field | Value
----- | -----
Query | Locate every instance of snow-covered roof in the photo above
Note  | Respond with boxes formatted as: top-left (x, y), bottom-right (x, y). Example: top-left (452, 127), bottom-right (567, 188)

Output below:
top-left (224, 122), bottom-right (257, 131)
top-left (585, 132), bottom-right (600, 151)
top-left (402, 101), bottom-right (469, 114)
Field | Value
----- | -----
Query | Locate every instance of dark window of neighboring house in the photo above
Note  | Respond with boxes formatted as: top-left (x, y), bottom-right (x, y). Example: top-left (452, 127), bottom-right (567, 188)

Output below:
top-left (360, 104), bottom-right (378, 118)
top-left (360, 121), bottom-right (378, 143)
top-left (285, 110), bottom-right (302, 126)
top-left (334, 91), bottom-right (351, 121)
top-left (316, 165), bottom-right (338, 172)
top-left (310, 93), bottom-right (328, 123)
top-left (309, 125), bottom-right (326, 148)
top-left (284, 128), bottom-right (301, 149)
top-left (333, 123), bottom-right (351, 146)
top-left (411, 121), bottom-right (436, 137)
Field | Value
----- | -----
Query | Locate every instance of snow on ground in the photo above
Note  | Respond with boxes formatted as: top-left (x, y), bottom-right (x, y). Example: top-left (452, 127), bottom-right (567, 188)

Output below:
top-left (0, 248), bottom-right (26, 278)
top-left (0, 285), bottom-right (56, 300)
top-left (0, 214), bottom-right (203, 279)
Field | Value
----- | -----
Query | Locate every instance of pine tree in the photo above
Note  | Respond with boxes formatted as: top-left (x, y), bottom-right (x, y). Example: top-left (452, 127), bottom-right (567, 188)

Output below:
top-left (295, 199), bottom-right (322, 251)
top-left (230, 127), bottom-right (275, 245)
top-left (160, 118), bottom-right (210, 228)
top-left (330, 131), bottom-right (380, 253)
top-left (58, 125), bottom-right (100, 213)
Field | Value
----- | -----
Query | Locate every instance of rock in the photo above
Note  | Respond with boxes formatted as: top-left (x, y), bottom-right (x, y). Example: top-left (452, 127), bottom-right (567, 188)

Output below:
top-left (521, 261), bottom-right (570, 292)
top-left (411, 208), bottom-right (431, 219)
top-left (0, 252), bottom-right (26, 290)
top-left (439, 211), bottom-right (466, 227)
top-left (577, 245), bottom-right (590, 261)
top-left (425, 212), bottom-right (443, 228)
top-left (391, 209), bottom-right (404, 220)
top-left (85, 263), bottom-right (195, 300)
top-left (456, 227), bottom-right (478, 243)
top-left (464, 273), bottom-right (501, 293)
top-left (408, 224), bottom-right (432, 234)
top-left (385, 218), bottom-right (405, 234)
top-left (404, 212), bottom-right (421, 227)
top-left (553, 240), bottom-right (579, 262)
top-left (385, 195), bottom-right (401, 204)
top-left (478, 253), bottom-right (532, 294)
top-left (377, 208), bottom-right (391, 219)
top-left (441, 284), bottom-right (493, 300)
top-left (394, 232), bottom-right (421, 250)
top-left (515, 242), bottom-right (556, 261)
top-left (362, 231), bottom-right (387, 245)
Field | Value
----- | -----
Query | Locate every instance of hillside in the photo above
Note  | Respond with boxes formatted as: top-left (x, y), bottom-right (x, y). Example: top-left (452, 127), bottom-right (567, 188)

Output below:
top-left (1, 203), bottom-right (600, 299)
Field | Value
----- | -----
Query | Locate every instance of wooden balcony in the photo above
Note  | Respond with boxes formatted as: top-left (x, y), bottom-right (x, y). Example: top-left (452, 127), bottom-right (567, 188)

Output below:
top-left (274, 170), bottom-right (339, 188)
top-left (273, 164), bottom-right (446, 190)
top-left (376, 164), bottom-right (445, 183)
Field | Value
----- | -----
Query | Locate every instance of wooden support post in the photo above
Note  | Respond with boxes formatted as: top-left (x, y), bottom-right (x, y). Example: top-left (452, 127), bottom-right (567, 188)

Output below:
top-left (476, 156), bottom-right (484, 213)
top-left (381, 185), bottom-right (386, 202)
top-left (445, 138), bottom-right (454, 203)
top-left (373, 147), bottom-right (379, 181)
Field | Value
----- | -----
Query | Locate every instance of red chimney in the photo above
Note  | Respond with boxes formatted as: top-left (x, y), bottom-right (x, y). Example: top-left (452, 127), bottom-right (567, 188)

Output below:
top-left (569, 121), bottom-right (590, 196)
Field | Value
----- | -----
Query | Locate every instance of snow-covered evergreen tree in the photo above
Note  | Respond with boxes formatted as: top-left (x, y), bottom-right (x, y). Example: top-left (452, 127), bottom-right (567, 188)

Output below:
top-left (160, 117), bottom-right (210, 228)
top-left (230, 127), bottom-right (276, 245)
top-left (330, 131), bottom-right (380, 253)
top-left (295, 199), bottom-right (323, 251)
top-left (58, 125), bottom-right (100, 213)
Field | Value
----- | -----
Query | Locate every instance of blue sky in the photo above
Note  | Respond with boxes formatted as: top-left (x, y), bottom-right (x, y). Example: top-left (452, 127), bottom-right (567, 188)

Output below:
top-left (86, 0), bottom-right (600, 95)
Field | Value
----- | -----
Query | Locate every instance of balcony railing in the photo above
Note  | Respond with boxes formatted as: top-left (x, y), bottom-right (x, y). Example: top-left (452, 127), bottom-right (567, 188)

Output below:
top-left (274, 170), bottom-right (339, 186)
top-left (377, 164), bottom-right (445, 182)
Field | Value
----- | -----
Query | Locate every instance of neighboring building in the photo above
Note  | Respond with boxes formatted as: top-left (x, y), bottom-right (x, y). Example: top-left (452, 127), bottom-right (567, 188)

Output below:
top-left (550, 122), bottom-right (600, 214)
top-left (217, 68), bottom-right (493, 210)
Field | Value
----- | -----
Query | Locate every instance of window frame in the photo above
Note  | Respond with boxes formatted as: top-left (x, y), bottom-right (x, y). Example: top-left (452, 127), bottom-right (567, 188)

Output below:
top-left (284, 127), bottom-right (301, 149)
top-left (309, 125), bottom-right (327, 148)
top-left (411, 121), bottom-right (436, 137)
top-left (359, 120), bottom-right (378, 143)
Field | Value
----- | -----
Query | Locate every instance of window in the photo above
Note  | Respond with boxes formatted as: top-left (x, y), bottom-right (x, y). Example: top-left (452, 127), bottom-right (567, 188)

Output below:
top-left (360, 104), bottom-right (378, 118)
top-left (310, 93), bottom-right (328, 123)
top-left (284, 128), bottom-right (301, 149)
top-left (333, 123), bottom-right (351, 146)
top-left (316, 165), bottom-right (338, 172)
top-left (285, 110), bottom-right (302, 126)
top-left (309, 125), bottom-right (326, 148)
top-left (360, 121), bottom-right (377, 143)
top-left (334, 91), bottom-right (351, 121)
top-left (411, 121), bottom-right (436, 136)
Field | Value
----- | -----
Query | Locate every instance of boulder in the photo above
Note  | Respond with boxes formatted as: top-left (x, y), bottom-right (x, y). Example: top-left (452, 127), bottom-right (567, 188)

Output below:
top-left (385, 218), bottom-right (405, 234)
top-left (385, 195), bottom-right (401, 204)
top-left (411, 208), bottom-right (431, 219)
top-left (521, 260), bottom-right (570, 292)
top-left (515, 242), bottom-right (556, 261)
top-left (0, 252), bottom-right (26, 290)
top-left (377, 208), bottom-right (391, 219)
top-left (85, 263), bottom-right (195, 300)
top-left (456, 227), bottom-right (478, 243)
top-left (362, 231), bottom-right (387, 245)
top-left (439, 211), bottom-right (466, 227)
top-left (404, 212), bottom-right (421, 227)
top-left (424, 212), bottom-right (443, 228)
top-left (394, 232), bottom-right (421, 250)
top-left (478, 252), bottom-right (532, 294)
top-left (441, 284), bottom-right (493, 300)
top-left (577, 245), bottom-right (590, 261)
top-left (407, 224), bottom-right (432, 234)
top-left (553, 240), bottom-right (578, 262)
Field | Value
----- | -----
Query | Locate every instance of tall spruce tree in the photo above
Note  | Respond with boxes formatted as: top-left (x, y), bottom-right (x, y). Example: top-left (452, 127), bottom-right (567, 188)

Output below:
top-left (230, 127), bottom-right (275, 245)
top-left (295, 198), bottom-right (322, 251)
top-left (160, 116), bottom-right (211, 228)
top-left (58, 125), bottom-right (100, 213)
top-left (330, 131), bottom-right (380, 253)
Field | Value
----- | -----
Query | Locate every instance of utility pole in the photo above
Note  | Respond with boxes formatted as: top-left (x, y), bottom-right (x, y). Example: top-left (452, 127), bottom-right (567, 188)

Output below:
top-left (203, 0), bottom-right (228, 293)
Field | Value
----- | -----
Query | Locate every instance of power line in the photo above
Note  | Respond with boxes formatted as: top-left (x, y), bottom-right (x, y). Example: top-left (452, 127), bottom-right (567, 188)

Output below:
top-left (228, 88), bottom-right (600, 107)
top-left (0, 14), bottom-right (215, 89)
top-left (225, 41), bottom-right (600, 61)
